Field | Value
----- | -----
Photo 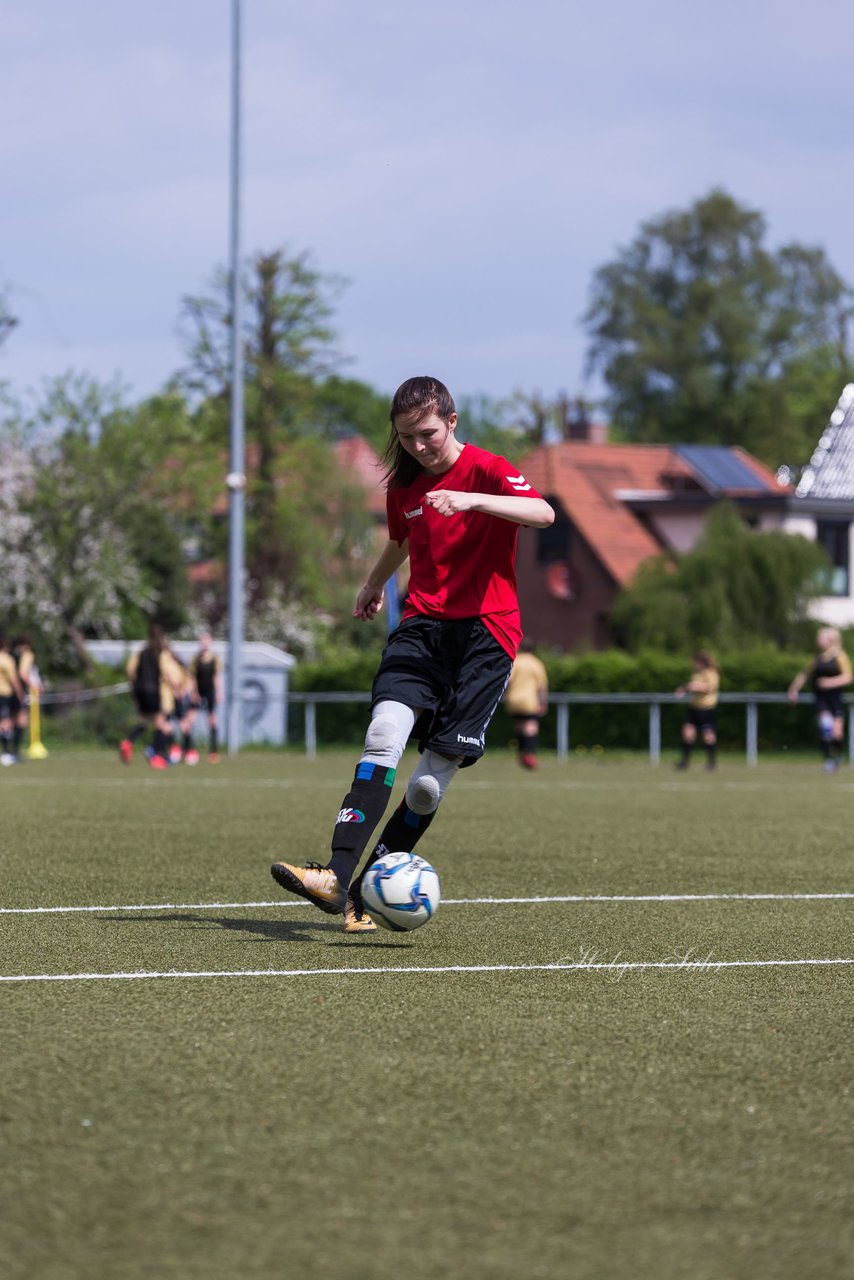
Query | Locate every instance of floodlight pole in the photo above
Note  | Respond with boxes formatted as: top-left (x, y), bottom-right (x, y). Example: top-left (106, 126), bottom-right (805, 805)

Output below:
top-left (226, 0), bottom-right (245, 756)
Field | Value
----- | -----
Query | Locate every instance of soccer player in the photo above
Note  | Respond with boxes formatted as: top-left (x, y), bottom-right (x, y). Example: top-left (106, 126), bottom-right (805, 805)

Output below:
top-left (270, 375), bottom-right (555, 933)
top-left (10, 634), bottom-right (36, 762)
top-left (120, 625), bottom-right (180, 769)
top-left (503, 636), bottom-right (549, 769)
top-left (787, 627), bottom-right (852, 772)
top-left (191, 633), bottom-right (223, 762)
top-left (0, 635), bottom-right (25, 766)
top-left (675, 650), bottom-right (720, 771)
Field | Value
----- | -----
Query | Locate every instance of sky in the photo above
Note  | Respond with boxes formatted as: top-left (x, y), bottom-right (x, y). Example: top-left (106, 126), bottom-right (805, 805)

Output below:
top-left (4, 0), bottom-right (854, 412)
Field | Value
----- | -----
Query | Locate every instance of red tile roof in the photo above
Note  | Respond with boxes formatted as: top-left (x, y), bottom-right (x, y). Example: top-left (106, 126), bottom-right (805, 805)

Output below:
top-left (518, 442), bottom-right (788, 587)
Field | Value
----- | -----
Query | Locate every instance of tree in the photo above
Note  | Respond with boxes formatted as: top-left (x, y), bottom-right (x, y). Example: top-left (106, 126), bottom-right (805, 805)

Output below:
top-left (0, 376), bottom-right (190, 669)
top-left (584, 189), bottom-right (854, 466)
top-left (179, 247), bottom-right (359, 594)
top-left (610, 504), bottom-right (829, 653)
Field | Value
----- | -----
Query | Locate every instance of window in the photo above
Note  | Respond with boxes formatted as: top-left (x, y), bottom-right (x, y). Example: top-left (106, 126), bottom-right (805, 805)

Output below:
top-left (537, 499), bottom-right (570, 564)
top-left (816, 520), bottom-right (850, 597)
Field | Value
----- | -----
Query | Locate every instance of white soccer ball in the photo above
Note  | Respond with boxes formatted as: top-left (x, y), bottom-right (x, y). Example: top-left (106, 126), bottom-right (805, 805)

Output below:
top-left (361, 852), bottom-right (441, 932)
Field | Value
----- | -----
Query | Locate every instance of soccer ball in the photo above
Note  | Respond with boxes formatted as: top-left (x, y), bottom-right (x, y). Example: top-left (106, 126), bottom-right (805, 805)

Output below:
top-left (361, 852), bottom-right (441, 932)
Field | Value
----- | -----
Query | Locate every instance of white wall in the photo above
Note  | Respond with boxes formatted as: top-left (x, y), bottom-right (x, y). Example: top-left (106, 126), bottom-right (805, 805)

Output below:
top-left (648, 510), bottom-right (707, 553)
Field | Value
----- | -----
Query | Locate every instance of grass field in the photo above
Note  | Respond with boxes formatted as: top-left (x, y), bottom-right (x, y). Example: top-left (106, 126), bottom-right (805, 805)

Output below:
top-left (2, 749), bottom-right (852, 1280)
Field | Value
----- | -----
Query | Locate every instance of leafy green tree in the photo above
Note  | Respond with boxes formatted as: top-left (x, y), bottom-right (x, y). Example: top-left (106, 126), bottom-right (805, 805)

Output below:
top-left (0, 376), bottom-right (190, 668)
top-left (611, 503), bottom-right (829, 653)
top-left (584, 189), bottom-right (854, 466)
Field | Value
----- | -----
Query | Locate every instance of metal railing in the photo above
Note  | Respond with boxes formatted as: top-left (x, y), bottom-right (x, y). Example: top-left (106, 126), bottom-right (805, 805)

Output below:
top-left (287, 691), bottom-right (851, 765)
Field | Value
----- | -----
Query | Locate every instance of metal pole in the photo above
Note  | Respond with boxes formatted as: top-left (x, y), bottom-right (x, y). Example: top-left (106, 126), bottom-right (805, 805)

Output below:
top-left (226, 0), bottom-right (245, 756)
top-left (746, 702), bottom-right (758, 767)
top-left (649, 702), bottom-right (661, 765)
top-left (556, 703), bottom-right (569, 760)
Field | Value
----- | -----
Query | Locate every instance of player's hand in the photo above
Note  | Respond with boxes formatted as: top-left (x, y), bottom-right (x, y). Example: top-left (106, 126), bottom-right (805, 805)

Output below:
top-left (353, 583), bottom-right (384, 621)
top-left (425, 489), bottom-right (475, 517)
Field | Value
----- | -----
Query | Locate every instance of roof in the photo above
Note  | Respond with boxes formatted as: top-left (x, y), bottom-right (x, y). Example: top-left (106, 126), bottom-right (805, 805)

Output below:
top-left (333, 436), bottom-right (387, 517)
top-left (796, 385), bottom-right (854, 500)
top-left (517, 440), bottom-right (789, 586)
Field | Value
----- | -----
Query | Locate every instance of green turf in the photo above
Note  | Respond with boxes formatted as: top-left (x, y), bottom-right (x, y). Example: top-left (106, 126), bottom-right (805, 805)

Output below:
top-left (1, 751), bottom-right (852, 1279)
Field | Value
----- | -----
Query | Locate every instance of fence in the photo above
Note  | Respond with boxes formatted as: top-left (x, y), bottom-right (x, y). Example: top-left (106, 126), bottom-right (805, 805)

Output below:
top-left (286, 691), bottom-right (854, 765)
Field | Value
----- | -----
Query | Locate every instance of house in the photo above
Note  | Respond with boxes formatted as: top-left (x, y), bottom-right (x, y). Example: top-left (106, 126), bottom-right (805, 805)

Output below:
top-left (784, 383), bottom-right (854, 628)
top-left (514, 429), bottom-right (790, 651)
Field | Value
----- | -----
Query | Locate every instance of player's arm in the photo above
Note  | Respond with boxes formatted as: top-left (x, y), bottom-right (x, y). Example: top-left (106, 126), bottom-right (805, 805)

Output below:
top-left (425, 490), bottom-right (554, 528)
top-left (788, 659), bottom-right (814, 701)
top-left (353, 538), bottom-right (410, 621)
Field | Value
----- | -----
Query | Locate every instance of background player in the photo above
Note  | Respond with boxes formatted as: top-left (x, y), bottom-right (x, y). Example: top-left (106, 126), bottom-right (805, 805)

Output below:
top-left (503, 636), bottom-right (549, 769)
top-left (788, 626), bottom-right (852, 772)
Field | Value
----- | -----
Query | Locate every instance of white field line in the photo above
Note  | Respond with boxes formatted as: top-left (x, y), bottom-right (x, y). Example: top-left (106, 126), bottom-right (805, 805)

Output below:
top-left (1, 892), bottom-right (853, 916)
top-left (1, 958), bottom-right (853, 985)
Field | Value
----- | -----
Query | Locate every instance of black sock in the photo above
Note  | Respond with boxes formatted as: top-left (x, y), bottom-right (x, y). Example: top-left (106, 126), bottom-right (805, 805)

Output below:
top-left (129, 722), bottom-right (146, 743)
top-left (210, 725), bottom-right (218, 753)
top-left (350, 800), bottom-right (436, 905)
top-left (705, 742), bottom-right (717, 767)
top-left (0, 735), bottom-right (9, 756)
top-left (12, 725), bottom-right (23, 754)
top-left (679, 743), bottom-right (693, 766)
top-left (821, 739), bottom-right (832, 760)
top-left (153, 729), bottom-right (167, 756)
top-left (183, 732), bottom-right (192, 751)
top-left (327, 762), bottom-right (396, 890)
top-left (831, 738), bottom-right (843, 760)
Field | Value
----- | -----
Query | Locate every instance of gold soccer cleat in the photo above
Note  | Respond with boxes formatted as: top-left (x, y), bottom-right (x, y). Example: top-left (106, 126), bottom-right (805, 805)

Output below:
top-left (343, 896), bottom-right (378, 934)
top-left (270, 861), bottom-right (347, 916)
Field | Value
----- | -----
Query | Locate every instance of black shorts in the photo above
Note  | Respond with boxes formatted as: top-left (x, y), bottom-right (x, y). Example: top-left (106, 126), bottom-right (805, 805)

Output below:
top-left (133, 689), bottom-right (160, 717)
top-left (197, 693), bottom-right (217, 715)
top-left (371, 615), bottom-right (512, 766)
top-left (815, 692), bottom-right (844, 719)
top-left (687, 707), bottom-right (716, 732)
top-left (0, 696), bottom-right (15, 721)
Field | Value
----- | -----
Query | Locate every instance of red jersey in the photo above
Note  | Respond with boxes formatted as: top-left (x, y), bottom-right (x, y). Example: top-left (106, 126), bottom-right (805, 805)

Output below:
top-left (386, 443), bottom-right (543, 658)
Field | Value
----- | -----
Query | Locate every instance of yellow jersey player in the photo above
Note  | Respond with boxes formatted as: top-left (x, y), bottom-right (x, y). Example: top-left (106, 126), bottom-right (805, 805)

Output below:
top-left (503, 637), bottom-right (549, 769)
top-left (675, 651), bottom-right (720, 771)
top-left (0, 636), bottom-right (25, 766)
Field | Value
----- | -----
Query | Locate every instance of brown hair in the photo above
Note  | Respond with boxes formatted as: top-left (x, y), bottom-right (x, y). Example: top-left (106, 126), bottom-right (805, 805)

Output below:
top-left (147, 623), bottom-right (165, 656)
top-left (381, 376), bottom-right (456, 489)
top-left (693, 649), bottom-right (718, 671)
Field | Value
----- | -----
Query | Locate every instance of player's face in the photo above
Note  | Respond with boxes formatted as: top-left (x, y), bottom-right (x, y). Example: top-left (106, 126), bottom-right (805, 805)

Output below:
top-left (394, 410), bottom-right (461, 473)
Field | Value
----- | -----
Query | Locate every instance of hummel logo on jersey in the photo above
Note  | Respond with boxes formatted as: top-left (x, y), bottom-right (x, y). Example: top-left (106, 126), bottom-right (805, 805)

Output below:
top-left (336, 807), bottom-right (366, 824)
top-left (507, 473), bottom-right (531, 491)
top-left (457, 734), bottom-right (481, 746)
top-left (404, 506), bottom-right (423, 519)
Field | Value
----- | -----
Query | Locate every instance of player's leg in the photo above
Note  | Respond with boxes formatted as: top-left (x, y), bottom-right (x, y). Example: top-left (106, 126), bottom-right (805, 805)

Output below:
top-left (0, 701), bottom-right (14, 764)
top-left (515, 714), bottom-right (541, 769)
top-left (829, 711), bottom-right (845, 770)
top-left (271, 699), bottom-right (418, 914)
top-left (207, 701), bottom-right (220, 760)
top-left (817, 704), bottom-right (835, 769)
top-left (677, 716), bottom-right (696, 769)
top-left (701, 716), bottom-right (717, 771)
top-left (12, 702), bottom-right (27, 761)
top-left (348, 747), bottom-right (461, 890)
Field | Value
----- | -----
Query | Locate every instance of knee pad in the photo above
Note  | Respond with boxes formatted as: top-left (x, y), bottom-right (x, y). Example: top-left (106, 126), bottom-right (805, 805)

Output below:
top-left (406, 750), bottom-right (460, 815)
top-left (362, 701), bottom-right (416, 769)
top-left (818, 711), bottom-right (834, 742)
